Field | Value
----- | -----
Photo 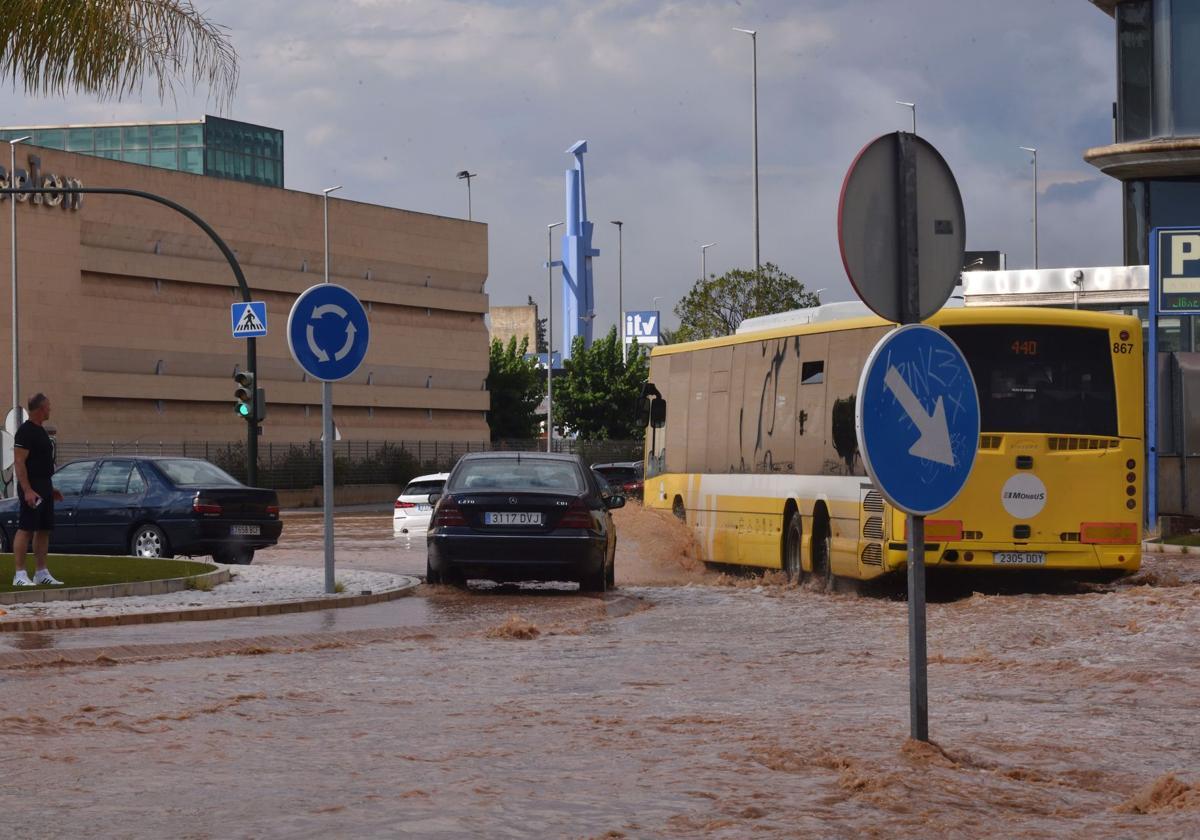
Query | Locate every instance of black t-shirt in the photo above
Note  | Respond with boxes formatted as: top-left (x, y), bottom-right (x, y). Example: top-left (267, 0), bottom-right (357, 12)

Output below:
top-left (14, 420), bottom-right (54, 495)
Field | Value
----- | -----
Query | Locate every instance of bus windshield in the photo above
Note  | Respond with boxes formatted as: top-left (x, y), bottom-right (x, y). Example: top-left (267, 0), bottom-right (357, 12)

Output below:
top-left (942, 324), bottom-right (1118, 437)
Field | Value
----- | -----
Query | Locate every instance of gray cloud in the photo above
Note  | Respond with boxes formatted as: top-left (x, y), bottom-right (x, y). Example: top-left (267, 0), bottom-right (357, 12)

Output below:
top-left (0, 0), bottom-right (1123, 334)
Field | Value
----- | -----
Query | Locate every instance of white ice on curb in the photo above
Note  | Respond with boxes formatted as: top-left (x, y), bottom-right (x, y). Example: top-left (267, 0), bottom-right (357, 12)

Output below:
top-left (0, 566), bottom-right (414, 619)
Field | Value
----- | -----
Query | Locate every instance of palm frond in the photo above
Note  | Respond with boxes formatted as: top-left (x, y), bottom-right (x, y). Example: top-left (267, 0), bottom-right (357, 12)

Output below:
top-left (0, 0), bottom-right (238, 110)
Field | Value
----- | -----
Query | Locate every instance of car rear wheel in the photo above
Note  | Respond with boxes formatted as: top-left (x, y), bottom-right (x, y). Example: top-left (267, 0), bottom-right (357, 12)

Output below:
top-left (580, 565), bottom-right (607, 593)
top-left (213, 548), bottom-right (255, 565)
top-left (425, 557), bottom-right (442, 585)
top-left (605, 560), bottom-right (615, 589)
top-left (130, 524), bottom-right (169, 558)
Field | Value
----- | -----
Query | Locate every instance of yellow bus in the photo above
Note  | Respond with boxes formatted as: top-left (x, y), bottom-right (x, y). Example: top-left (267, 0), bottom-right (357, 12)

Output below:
top-left (641, 303), bottom-right (1144, 584)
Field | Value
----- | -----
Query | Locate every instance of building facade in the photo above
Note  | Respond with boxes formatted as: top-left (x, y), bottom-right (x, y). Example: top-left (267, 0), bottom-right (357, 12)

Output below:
top-left (0, 116), bottom-right (284, 187)
top-left (0, 145), bottom-right (490, 446)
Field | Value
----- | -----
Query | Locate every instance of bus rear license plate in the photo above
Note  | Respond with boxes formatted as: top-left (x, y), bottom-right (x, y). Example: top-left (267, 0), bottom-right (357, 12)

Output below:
top-left (230, 525), bottom-right (261, 536)
top-left (994, 551), bottom-right (1045, 565)
top-left (484, 512), bottom-right (543, 526)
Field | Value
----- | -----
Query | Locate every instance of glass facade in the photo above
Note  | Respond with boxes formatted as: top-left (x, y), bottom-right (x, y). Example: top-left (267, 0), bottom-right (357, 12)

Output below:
top-left (1115, 0), bottom-right (1200, 141)
top-left (0, 116), bottom-right (283, 187)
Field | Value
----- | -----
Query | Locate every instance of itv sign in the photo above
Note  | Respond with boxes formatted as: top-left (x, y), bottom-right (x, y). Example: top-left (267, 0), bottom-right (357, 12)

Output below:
top-left (624, 310), bottom-right (660, 346)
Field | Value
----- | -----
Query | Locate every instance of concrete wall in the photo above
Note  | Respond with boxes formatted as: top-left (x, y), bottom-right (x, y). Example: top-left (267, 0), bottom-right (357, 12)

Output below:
top-left (0, 146), bottom-right (491, 445)
top-left (489, 304), bottom-right (537, 351)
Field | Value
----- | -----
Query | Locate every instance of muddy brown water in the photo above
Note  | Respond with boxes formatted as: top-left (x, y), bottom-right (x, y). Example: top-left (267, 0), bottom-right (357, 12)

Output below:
top-left (2, 504), bottom-right (1198, 837)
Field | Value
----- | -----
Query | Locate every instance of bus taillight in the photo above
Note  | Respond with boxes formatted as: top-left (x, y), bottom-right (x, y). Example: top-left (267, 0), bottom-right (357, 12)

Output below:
top-left (906, 519), bottom-right (963, 541)
top-left (1080, 522), bottom-right (1138, 544)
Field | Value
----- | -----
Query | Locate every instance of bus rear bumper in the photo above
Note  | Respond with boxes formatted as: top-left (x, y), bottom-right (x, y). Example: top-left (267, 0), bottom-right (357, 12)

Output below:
top-left (883, 543), bottom-right (1141, 573)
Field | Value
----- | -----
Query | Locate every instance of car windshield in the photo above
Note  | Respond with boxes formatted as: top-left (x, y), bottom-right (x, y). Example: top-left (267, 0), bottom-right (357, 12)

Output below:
top-left (448, 458), bottom-right (585, 492)
top-left (402, 480), bottom-right (444, 497)
top-left (156, 459), bottom-right (242, 487)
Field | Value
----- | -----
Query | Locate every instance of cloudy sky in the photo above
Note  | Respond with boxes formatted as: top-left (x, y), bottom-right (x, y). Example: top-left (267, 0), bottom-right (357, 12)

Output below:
top-left (0, 0), bottom-right (1121, 335)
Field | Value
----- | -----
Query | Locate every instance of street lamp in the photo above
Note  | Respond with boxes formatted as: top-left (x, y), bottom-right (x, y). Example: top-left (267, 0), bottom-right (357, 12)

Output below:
top-left (652, 295), bottom-right (664, 311)
top-left (611, 220), bottom-right (624, 362)
top-left (456, 170), bottom-right (477, 220)
top-left (733, 27), bottom-right (760, 269)
top-left (546, 222), bottom-right (564, 452)
top-left (8, 134), bottom-right (29, 435)
top-left (1019, 146), bottom-right (1038, 268)
top-left (896, 100), bottom-right (916, 134)
top-left (321, 184), bottom-right (342, 594)
top-left (701, 242), bottom-right (716, 285)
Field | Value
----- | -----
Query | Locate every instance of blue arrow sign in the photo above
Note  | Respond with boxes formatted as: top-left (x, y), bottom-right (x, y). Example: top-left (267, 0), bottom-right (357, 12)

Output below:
top-left (855, 324), bottom-right (979, 516)
top-left (286, 283), bottom-right (370, 382)
top-left (231, 301), bottom-right (267, 338)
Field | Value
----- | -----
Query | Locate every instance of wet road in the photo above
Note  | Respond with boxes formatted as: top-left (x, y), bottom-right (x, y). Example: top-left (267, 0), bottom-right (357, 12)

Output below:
top-left (2, 506), bottom-right (1198, 837)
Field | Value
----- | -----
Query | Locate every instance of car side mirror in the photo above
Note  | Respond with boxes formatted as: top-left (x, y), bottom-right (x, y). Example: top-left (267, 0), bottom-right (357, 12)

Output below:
top-left (649, 399), bottom-right (666, 429)
top-left (428, 493), bottom-right (441, 505)
top-left (605, 494), bottom-right (626, 510)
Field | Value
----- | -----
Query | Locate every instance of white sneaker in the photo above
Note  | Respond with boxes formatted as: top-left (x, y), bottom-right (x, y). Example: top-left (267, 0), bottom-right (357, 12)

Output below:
top-left (33, 570), bottom-right (63, 586)
top-left (12, 572), bottom-right (34, 586)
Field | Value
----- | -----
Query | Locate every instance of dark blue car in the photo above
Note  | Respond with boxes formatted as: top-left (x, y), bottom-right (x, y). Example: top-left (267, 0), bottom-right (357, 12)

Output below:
top-left (0, 456), bottom-right (283, 564)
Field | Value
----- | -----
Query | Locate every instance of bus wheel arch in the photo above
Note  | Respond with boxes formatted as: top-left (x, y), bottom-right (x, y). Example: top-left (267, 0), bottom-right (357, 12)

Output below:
top-left (782, 501), bottom-right (804, 583)
top-left (810, 502), bottom-right (834, 590)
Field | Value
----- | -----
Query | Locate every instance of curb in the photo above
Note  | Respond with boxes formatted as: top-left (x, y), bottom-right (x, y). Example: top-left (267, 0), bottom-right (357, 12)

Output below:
top-left (1142, 540), bottom-right (1200, 555)
top-left (0, 575), bottom-right (421, 633)
top-left (0, 565), bottom-right (230, 606)
top-left (0, 591), bottom-right (644, 670)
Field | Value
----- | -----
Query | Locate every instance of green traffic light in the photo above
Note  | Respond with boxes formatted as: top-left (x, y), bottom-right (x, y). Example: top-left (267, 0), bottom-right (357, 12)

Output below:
top-left (237, 402), bottom-right (250, 417)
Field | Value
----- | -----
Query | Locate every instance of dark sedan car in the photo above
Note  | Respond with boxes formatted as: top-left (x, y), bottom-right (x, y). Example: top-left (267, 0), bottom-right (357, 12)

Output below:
top-left (592, 460), bottom-right (644, 500)
top-left (426, 452), bottom-right (623, 591)
top-left (0, 456), bottom-right (282, 564)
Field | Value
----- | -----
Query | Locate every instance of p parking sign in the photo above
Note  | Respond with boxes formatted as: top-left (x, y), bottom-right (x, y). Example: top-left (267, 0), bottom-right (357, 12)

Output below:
top-left (1154, 227), bottom-right (1200, 315)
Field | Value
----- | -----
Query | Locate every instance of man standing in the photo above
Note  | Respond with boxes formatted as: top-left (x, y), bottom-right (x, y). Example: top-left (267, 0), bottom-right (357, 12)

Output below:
top-left (12, 393), bottom-right (63, 586)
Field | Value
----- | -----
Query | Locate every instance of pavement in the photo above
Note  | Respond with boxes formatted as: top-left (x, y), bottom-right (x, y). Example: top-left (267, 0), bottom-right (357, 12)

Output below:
top-left (0, 565), bottom-right (420, 632)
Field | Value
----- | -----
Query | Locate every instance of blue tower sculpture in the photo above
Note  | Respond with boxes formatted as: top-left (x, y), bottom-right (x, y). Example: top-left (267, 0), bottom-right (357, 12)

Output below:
top-left (560, 141), bottom-right (599, 360)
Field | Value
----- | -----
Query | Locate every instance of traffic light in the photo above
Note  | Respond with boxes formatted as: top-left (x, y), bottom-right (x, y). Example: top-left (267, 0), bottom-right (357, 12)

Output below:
top-left (233, 371), bottom-right (255, 419)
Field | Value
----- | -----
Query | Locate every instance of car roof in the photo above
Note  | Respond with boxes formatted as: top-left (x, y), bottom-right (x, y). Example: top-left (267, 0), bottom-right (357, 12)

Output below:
top-left (591, 461), bottom-right (641, 470)
top-left (404, 472), bottom-right (449, 483)
top-left (63, 455), bottom-right (210, 464)
top-left (458, 451), bottom-right (585, 464)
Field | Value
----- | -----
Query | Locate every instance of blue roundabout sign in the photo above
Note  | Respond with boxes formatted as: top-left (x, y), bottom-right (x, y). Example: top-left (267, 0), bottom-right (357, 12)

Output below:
top-left (855, 324), bottom-right (979, 516)
top-left (287, 283), bottom-right (370, 382)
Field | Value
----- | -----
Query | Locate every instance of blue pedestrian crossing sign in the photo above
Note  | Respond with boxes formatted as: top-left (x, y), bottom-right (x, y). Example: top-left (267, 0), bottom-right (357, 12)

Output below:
top-left (231, 301), bottom-right (268, 338)
top-left (855, 324), bottom-right (980, 516)
top-left (287, 283), bottom-right (370, 382)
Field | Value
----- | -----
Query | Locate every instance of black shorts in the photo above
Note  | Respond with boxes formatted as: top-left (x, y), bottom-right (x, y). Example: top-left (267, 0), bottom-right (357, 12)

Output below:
top-left (17, 493), bottom-right (54, 532)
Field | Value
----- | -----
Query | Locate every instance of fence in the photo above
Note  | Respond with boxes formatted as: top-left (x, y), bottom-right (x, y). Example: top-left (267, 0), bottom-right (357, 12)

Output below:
top-left (53, 438), bottom-right (644, 490)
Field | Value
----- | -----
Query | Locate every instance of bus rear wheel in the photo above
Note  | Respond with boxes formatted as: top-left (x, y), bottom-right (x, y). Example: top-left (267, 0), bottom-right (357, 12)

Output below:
top-left (783, 514), bottom-right (804, 584)
top-left (811, 517), bottom-right (834, 592)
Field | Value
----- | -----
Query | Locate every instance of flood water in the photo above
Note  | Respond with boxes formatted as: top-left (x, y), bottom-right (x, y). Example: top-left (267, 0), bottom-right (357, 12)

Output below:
top-left (2, 505), bottom-right (1198, 837)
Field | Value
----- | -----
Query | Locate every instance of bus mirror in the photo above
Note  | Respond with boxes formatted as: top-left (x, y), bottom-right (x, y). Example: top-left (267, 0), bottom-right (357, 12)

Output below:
top-left (650, 398), bottom-right (666, 428)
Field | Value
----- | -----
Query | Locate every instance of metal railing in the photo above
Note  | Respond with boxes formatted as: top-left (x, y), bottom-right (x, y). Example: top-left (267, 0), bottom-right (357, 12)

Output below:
top-left (53, 438), bottom-right (645, 490)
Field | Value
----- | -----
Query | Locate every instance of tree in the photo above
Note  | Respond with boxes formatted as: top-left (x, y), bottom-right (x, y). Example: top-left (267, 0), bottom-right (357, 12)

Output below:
top-left (527, 294), bottom-right (548, 354)
top-left (553, 327), bottom-right (649, 441)
top-left (486, 335), bottom-right (546, 440)
top-left (673, 262), bottom-right (819, 341)
top-left (0, 1), bottom-right (238, 108)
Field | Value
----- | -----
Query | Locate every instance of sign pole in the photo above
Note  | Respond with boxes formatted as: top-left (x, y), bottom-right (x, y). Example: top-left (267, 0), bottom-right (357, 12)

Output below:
top-left (895, 130), bottom-right (929, 742)
top-left (323, 380), bottom-right (334, 594)
top-left (906, 512), bottom-right (928, 741)
top-left (1148, 230), bottom-right (1159, 535)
